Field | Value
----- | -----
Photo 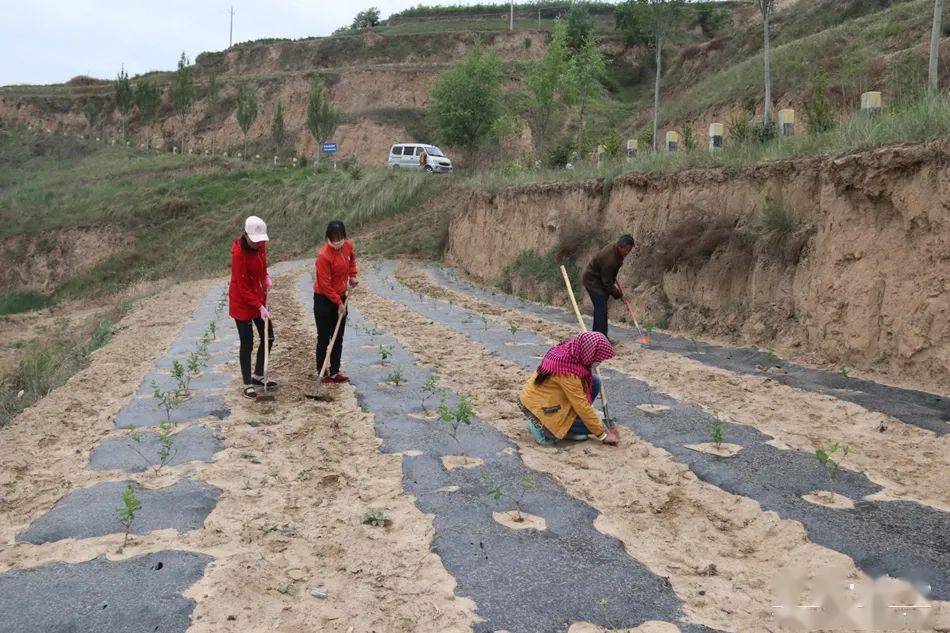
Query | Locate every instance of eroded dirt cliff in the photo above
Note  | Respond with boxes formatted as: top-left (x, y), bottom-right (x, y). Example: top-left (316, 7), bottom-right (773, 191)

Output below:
top-left (445, 141), bottom-right (950, 391)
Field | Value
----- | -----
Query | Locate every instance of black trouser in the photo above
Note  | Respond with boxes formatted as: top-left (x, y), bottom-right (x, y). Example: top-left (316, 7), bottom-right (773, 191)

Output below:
top-left (314, 292), bottom-right (347, 376)
top-left (588, 289), bottom-right (609, 337)
top-left (234, 317), bottom-right (274, 385)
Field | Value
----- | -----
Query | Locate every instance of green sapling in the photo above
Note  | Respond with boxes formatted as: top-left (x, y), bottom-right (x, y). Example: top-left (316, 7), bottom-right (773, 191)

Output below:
top-left (483, 471), bottom-right (534, 522)
top-left (709, 420), bottom-right (725, 449)
top-left (438, 394), bottom-right (475, 453)
top-left (421, 373), bottom-right (439, 411)
top-left (815, 443), bottom-right (851, 501)
top-left (116, 483), bottom-right (141, 547)
top-left (387, 366), bottom-right (405, 386)
top-left (378, 344), bottom-right (394, 365)
top-left (150, 380), bottom-right (182, 424)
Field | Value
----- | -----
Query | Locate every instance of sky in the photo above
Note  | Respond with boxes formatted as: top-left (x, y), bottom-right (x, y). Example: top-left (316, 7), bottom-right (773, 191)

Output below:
top-left (0, 1), bottom-right (515, 86)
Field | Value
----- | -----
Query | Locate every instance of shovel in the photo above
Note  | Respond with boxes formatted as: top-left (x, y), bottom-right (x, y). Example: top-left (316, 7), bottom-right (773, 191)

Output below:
top-left (257, 316), bottom-right (277, 402)
top-left (306, 303), bottom-right (347, 401)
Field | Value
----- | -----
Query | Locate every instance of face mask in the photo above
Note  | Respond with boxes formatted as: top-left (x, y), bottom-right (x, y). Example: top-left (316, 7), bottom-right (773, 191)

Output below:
top-left (330, 239), bottom-right (345, 250)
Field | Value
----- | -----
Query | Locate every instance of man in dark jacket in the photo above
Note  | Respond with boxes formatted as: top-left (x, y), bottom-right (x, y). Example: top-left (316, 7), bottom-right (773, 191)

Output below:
top-left (582, 234), bottom-right (635, 337)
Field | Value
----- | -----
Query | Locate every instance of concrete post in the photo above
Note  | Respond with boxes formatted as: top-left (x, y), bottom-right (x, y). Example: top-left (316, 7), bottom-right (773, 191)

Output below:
top-left (665, 131), bottom-right (680, 153)
top-left (778, 109), bottom-right (795, 137)
top-left (626, 139), bottom-right (637, 160)
top-left (708, 123), bottom-right (724, 150)
top-left (861, 91), bottom-right (882, 117)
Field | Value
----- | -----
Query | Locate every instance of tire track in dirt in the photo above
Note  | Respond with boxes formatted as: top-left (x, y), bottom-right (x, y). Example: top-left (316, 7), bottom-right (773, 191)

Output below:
top-left (350, 274), bottom-right (932, 633)
top-left (395, 261), bottom-right (950, 512)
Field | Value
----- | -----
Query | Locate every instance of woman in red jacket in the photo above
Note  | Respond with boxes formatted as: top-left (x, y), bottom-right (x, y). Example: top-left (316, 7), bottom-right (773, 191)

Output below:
top-left (313, 219), bottom-right (357, 383)
top-left (229, 215), bottom-right (275, 399)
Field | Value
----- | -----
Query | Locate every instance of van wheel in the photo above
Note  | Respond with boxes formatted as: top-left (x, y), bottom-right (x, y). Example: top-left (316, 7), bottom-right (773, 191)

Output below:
top-left (424, 165), bottom-right (434, 173)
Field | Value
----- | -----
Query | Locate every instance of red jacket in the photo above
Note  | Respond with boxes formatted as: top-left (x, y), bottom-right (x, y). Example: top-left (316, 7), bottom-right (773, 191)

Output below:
top-left (229, 237), bottom-right (268, 320)
top-left (313, 241), bottom-right (357, 306)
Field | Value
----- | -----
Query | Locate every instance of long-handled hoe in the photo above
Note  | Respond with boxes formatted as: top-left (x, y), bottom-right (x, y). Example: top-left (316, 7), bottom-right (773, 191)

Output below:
top-left (306, 304), bottom-right (347, 402)
top-left (257, 316), bottom-right (277, 403)
top-left (559, 265), bottom-right (614, 428)
top-left (619, 293), bottom-right (650, 345)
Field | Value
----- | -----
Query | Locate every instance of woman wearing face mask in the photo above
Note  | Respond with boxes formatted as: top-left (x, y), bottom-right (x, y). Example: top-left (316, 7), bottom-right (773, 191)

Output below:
top-left (313, 219), bottom-right (357, 384)
top-left (518, 331), bottom-right (620, 446)
top-left (229, 215), bottom-right (275, 399)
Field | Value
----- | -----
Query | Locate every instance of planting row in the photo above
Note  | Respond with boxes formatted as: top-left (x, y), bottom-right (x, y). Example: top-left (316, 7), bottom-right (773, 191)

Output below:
top-left (425, 264), bottom-right (950, 436)
top-left (368, 261), bottom-right (950, 603)
top-left (299, 272), bottom-right (720, 633)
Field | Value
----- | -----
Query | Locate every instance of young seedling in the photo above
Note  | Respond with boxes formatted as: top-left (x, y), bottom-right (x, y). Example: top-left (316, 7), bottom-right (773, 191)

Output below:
top-left (421, 373), bottom-right (439, 411)
top-left (170, 359), bottom-right (191, 397)
top-left (387, 366), bottom-right (405, 387)
top-left (709, 420), bottom-right (725, 449)
top-left (150, 380), bottom-right (182, 425)
top-left (438, 394), bottom-right (475, 453)
top-left (840, 367), bottom-right (850, 377)
top-left (483, 471), bottom-right (535, 522)
top-left (815, 443), bottom-right (851, 501)
top-left (156, 421), bottom-right (176, 469)
top-left (362, 509), bottom-right (390, 527)
top-left (508, 323), bottom-right (520, 341)
top-left (186, 350), bottom-right (202, 377)
top-left (378, 344), bottom-right (394, 365)
top-left (116, 483), bottom-right (141, 548)
top-left (480, 314), bottom-right (489, 330)
top-left (208, 321), bottom-right (216, 340)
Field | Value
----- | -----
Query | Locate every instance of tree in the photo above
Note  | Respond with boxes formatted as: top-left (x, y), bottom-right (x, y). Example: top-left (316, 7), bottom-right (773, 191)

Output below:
top-left (929, 0), bottom-right (944, 95)
top-left (351, 7), bottom-right (380, 29)
top-left (170, 52), bottom-right (195, 152)
top-left (804, 69), bottom-right (835, 135)
top-left (82, 100), bottom-right (100, 129)
top-left (565, 33), bottom-right (607, 162)
top-left (755, 0), bottom-right (776, 122)
top-left (235, 83), bottom-right (258, 159)
top-left (271, 100), bottom-right (286, 156)
top-left (133, 80), bottom-right (161, 149)
top-left (205, 72), bottom-right (220, 154)
top-left (428, 46), bottom-right (506, 166)
top-left (565, 4), bottom-right (594, 54)
top-left (525, 20), bottom-right (571, 153)
top-left (305, 78), bottom-right (340, 163)
top-left (114, 66), bottom-right (133, 141)
top-left (617, 0), bottom-right (685, 151)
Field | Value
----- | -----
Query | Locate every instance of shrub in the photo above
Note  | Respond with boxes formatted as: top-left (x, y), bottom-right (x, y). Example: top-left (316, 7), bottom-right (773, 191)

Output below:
top-left (804, 69), bottom-right (836, 135)
top-left (761, 198), bottom-right (795, 235)
top-left (0, 290), bottom-right (53, 315)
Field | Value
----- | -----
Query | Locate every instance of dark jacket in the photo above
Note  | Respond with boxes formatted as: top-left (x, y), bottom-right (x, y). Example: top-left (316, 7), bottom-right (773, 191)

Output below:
top-left (582, 244), bottom-right (624, 299)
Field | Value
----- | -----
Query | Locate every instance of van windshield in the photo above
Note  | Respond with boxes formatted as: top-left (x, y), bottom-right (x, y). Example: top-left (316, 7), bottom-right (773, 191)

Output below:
top-left (424, 145), bottom-right (444, 157)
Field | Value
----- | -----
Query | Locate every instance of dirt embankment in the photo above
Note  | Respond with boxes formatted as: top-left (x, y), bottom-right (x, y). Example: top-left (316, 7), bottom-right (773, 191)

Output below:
top-left (0, 29), bottom-right (545, 164)
top-left (445, 141), bottom-right (950, 391)
top-left (0, 227), bottom-right (134, 294)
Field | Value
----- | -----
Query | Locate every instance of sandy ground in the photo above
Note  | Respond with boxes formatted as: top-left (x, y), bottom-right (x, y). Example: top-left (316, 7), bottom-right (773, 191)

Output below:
top-left (349, 279), bottom-right (950, 633)
top-left (394, 261), bottom-right (950, 512)
top-left (0, 269), bottom-right (476, 632)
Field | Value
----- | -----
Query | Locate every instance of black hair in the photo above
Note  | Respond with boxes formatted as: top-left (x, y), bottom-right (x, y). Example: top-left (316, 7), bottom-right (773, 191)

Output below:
top-left (617, 234), bottom-right (635, 247)
top-left (325, 220), bottom-right (347, 241)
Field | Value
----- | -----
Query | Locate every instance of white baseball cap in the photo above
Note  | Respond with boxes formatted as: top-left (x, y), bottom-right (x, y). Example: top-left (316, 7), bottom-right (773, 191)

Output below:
top-left (244, 216), bottom-right (269, 243)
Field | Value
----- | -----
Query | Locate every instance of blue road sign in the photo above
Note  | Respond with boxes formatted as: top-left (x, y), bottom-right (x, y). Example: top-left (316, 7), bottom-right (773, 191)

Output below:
top-left (322, 142), bottom-right (338, 154)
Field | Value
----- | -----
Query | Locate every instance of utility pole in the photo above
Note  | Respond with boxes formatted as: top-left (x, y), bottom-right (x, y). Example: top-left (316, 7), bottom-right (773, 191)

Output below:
top-left (228, 7), bottom-right (235, 48)
top-left (509, 0), bottom-right (514, 30)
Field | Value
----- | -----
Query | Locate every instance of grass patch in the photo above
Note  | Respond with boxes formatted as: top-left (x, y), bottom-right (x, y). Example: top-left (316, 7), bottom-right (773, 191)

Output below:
top-left (0, 127), bottom-right (444, 299)
top-left (0, 316), bottom-right (119, 427)
top-left (0, 291), bottom-right (54, 315)
top-left (498, 248), bottom-right (582, 305)
top-left (466, 96), bottom-right (950, 189)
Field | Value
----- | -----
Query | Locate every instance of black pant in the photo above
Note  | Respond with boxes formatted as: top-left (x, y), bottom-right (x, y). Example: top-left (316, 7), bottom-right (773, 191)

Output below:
top-left (588, 289), bottom-right (609, 337)
top-left (235, 317), bottom-right (274, 385)
top-left (314, 293), bottom-right (346, 376)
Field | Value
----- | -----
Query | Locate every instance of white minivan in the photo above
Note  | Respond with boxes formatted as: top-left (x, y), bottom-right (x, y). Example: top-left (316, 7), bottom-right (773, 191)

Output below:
top-left (388, 143), bottom-right (453, 173)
